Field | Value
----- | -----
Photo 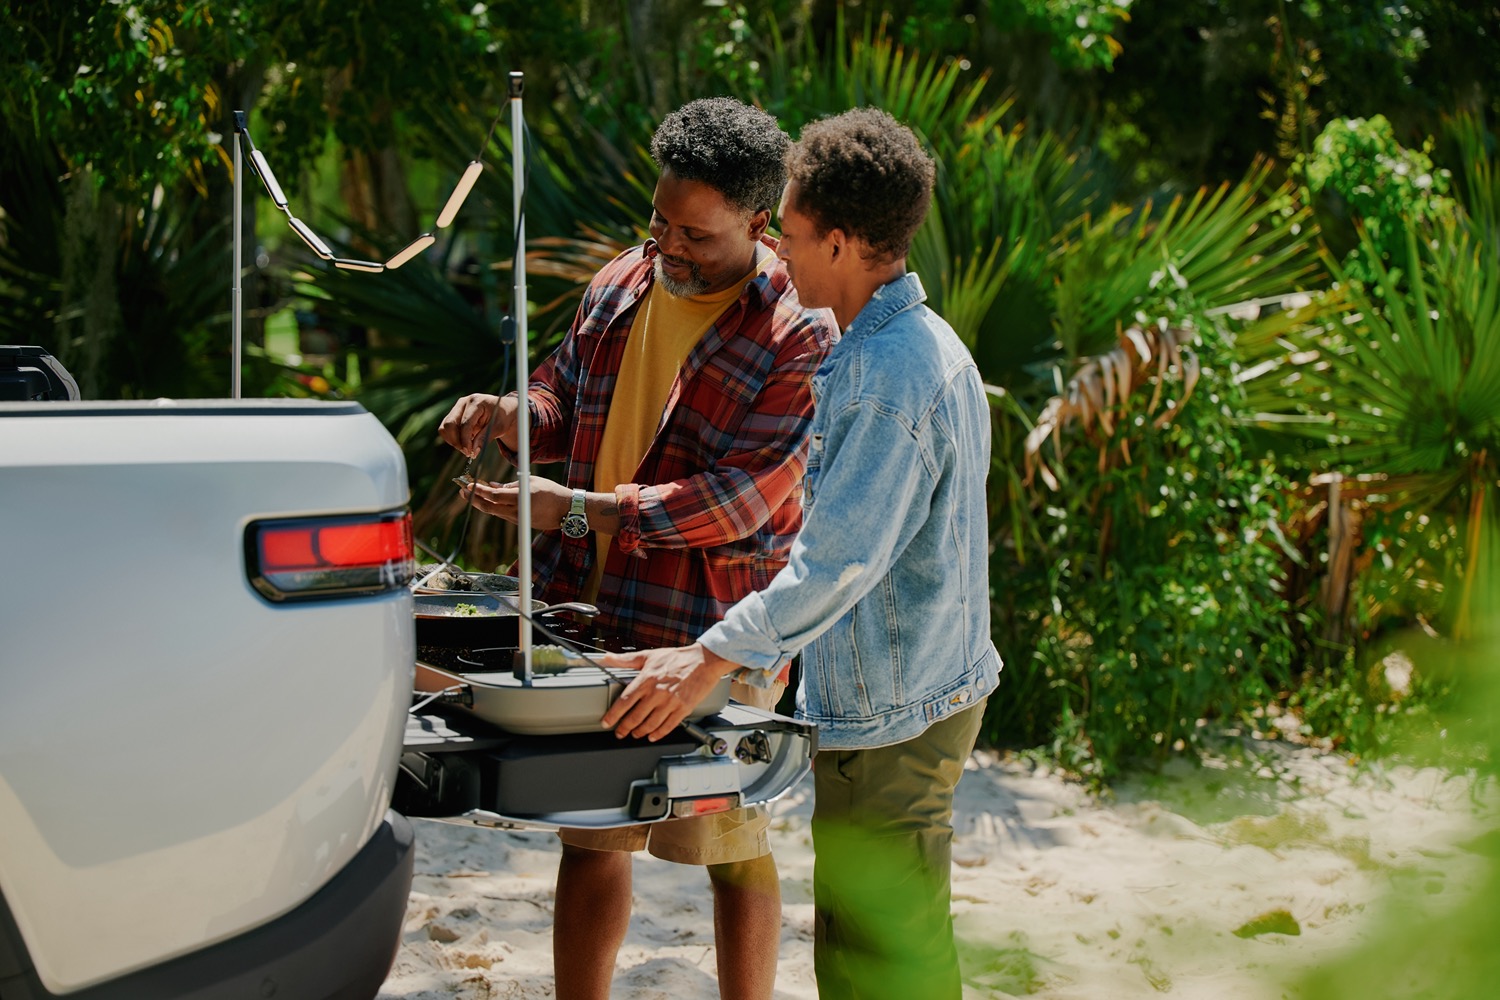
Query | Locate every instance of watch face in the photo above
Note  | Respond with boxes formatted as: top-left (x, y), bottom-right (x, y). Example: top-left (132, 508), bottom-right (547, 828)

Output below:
top-left (561, 514), bottom-right (589, 539)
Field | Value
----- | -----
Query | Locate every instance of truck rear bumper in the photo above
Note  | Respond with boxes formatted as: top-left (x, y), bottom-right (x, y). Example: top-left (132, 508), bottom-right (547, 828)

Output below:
top-left (1, 812), bottom-right (414, 1000)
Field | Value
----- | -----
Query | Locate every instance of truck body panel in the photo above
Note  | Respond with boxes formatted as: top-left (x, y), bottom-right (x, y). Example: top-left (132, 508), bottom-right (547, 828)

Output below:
top-left (0, 400), bottom-right (414, 994)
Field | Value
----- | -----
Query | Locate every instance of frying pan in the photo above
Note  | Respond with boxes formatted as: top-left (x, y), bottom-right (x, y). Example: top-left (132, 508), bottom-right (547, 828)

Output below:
top-left (413, 659), bottom-right (730, 736)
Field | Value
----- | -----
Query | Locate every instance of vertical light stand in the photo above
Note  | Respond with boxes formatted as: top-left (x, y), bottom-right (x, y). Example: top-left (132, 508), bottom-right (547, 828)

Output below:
top-left (230, 112), bottom-right (245, 399)
top-left (510, 71), bottom-right (533, 681)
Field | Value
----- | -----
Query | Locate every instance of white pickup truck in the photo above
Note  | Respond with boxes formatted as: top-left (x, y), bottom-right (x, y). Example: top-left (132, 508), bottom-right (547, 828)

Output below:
top-left (0, 348), bottom-right (814, 999)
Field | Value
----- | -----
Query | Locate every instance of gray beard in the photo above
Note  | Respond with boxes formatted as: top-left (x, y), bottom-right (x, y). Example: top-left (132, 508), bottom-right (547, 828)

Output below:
top-left (654, 256), bottom-right (709, 297)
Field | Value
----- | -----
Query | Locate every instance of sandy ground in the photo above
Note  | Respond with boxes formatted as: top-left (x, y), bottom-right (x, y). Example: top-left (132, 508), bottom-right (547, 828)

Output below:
top-left (376, 738), bottom-right (1495, 999)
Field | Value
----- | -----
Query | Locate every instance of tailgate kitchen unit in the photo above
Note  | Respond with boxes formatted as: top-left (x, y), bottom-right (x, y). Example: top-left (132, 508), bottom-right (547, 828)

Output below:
top-left (397, 625), bottom-right (815, 831)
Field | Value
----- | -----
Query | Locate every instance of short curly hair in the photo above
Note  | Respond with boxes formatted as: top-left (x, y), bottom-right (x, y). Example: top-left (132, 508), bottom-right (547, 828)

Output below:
top-left (787, 107), bottom-right (935, 263)
top-left (650, 98), bottom-right (790, 216)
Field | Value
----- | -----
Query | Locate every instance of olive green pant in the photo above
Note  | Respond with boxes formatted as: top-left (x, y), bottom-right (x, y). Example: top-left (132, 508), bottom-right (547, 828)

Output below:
top-left (811, 701), bottom-right (987, 1000)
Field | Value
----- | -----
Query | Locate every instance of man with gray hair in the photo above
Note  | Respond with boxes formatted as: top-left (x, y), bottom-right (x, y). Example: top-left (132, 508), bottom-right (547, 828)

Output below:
top-left (440, 98), bottom-right (837, 999)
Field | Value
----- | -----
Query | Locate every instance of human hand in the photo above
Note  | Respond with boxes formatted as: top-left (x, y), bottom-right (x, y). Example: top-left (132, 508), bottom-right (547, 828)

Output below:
top-left (462, 475), bottom-right (573, 529)
top-left (437, 393), bottom-right (517, 457)
top-left (599, 644), bottom-right (735, 741)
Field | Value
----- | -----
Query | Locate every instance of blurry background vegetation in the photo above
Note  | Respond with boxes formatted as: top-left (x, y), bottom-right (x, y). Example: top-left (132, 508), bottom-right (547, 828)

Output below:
top-left (2, 0), bottom-right (1498, 791)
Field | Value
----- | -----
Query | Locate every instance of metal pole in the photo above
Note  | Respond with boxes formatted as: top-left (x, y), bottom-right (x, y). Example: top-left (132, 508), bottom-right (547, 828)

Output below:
top-left (231, 117), bottom-right (244, 399)
top-left (510, 71), bottom-right (532, 680)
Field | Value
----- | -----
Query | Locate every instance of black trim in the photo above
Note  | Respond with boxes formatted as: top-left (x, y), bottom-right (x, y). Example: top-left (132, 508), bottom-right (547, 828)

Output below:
top-left (0, 348), bottom-right (77, 402)
top-left (0, 812), bottom-right (414, 1000)
top-left (398, 706), bottom-right (816, 820)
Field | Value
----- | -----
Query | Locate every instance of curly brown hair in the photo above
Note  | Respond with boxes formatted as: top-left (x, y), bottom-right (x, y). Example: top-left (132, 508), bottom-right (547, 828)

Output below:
top-left (651, 98), bottom-right (790, 216)
top-left (786, 107), bottom-right (935, 263)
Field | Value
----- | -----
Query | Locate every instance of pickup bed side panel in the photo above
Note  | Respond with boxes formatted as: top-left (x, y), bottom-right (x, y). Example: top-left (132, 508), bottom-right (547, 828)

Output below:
top-left (0, 402), bottom-right (414, 993)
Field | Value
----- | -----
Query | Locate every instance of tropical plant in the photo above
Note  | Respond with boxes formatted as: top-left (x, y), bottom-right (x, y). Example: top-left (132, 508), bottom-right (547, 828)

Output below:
top-left (1237, 216), bottom-right (1500, 642)
top-left (988, 311), bottom-right (1301, 778)
top-left (1090, 0), bottom-right (1500, 195)
top-left (1048, 163), bottom-right (1320, 363)
top-left (1007, 162), bottom-right (1318, 558)
top-left (749, 15), bottom-right (1115, 376)
top-left (0, 125), bottom-right (232, 399)
top-left (1444, 111), bottom-right (1500, 250)
top-left (981, 162), bottom-right (1321, 771)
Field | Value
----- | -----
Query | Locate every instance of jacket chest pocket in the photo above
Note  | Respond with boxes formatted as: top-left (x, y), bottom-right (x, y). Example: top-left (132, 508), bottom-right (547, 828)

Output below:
top-left (803, 432), bottom-right (824, 508)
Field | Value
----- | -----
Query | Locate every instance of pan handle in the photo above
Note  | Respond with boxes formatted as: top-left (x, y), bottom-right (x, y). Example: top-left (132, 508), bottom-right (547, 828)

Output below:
top-left (534, 602), bottom-right (600, 617)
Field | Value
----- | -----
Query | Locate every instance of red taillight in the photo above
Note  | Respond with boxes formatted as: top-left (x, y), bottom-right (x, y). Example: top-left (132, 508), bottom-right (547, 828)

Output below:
top-left (247, 511), bottom-right (413, 601)
top-left (670, 794), bottom-right (740, 818)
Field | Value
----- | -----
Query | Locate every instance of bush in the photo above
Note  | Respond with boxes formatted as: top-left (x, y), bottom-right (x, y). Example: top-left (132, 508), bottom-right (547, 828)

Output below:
top-left (1300, 115), bottom-right (1455, 284)
top-left (988, 323), bottom-right (1299, 781)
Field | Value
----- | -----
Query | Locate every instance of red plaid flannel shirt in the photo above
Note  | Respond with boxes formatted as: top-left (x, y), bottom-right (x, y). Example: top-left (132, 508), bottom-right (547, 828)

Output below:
top-left (512, 238), bottom-right (837, 650)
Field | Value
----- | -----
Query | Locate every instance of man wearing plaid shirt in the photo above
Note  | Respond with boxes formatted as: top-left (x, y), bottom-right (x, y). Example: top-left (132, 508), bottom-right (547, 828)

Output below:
top-left (439, 98), bottom-right (836, 1000)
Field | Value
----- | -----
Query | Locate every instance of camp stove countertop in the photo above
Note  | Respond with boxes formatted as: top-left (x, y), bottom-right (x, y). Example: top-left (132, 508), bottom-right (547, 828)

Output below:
top-left (396, 613), bottom-right (816, 832)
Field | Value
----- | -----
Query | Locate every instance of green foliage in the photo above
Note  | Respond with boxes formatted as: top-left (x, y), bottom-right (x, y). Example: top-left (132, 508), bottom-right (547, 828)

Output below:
top-left (251, 0), bottom-right (550, 164)
top-left (985, 0), bottom-right (1132, 70)
top-left (1049, 166), bottom-right (1317, 361)
top-left (1282, 647), bottom-right (1459, 764)
top-left (1238, 214), bottom-right (1500, 636)
top-left (0, 0), bottom-right (251, 197)
top-left (751, 17), bottom-right (1116, 374)
top-left (1095, 0), bottom-right (1499, 194)
top-left (988, 319), bottom-right (1301, 780)
top-left (0, 126), bottom-right (231, 397)
top-left (1442, 111), bottom-right (1500, 250)
top-left (1300, 115), bottom-right (1455, 283)
top-left (1348, 508), bottom-right (1462, 636)
top-left (295, 248), bottom-right (500, 449)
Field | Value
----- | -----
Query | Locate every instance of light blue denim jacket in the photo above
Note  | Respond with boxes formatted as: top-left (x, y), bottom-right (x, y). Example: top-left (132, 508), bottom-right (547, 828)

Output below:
top-left (701, 273), bottom-right (1003, 749)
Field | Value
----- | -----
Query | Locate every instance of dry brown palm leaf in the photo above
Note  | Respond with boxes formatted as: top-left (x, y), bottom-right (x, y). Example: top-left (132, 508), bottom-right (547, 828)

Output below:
top-left (1096, 352), bottom-right (1118, 433)
top-left (1152, 344), bottom-right (1199, 428)
top-left (1078, 369), bottom-right (1105, 433)
top-left (1110, 345), bottom-right (1133, 410)
top-left (1023, 322), bottom-right (1202, 489)
top-left (1146, 323), bottom-right (1174, 414)
top-left (492, 229), bottom-right (634, 323)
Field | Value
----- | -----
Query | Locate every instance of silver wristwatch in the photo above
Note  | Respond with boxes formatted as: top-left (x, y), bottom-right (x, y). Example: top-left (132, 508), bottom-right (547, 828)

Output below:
top-left (560, 488), bottom-right (590, 539)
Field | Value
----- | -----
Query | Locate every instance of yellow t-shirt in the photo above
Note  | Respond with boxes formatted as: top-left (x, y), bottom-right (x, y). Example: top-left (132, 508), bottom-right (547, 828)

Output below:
top-left (582, 251), bottom-right (774, 603)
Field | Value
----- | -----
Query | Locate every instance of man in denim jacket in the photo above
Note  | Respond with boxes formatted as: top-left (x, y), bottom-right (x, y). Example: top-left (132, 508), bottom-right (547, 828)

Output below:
top-left (603, 108), bottom-right (1003, 998)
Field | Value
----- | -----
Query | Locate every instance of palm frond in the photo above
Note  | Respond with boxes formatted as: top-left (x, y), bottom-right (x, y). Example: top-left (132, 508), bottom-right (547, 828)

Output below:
top-left (1023, 322), bottom-right (1202, 488)
top-left (1049, 163), bottom-right (1319, 360)
top-left (1234, 213), bottom-right (1500, 634)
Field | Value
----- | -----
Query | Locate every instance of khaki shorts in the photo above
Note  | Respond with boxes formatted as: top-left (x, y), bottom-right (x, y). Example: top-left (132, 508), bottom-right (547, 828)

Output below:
top-left (558, 678), bottom-right (786, 865)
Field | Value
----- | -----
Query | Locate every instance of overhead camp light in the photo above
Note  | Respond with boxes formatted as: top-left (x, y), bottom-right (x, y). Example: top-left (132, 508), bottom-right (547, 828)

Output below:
top-left (248, 150), bottom-right (287, 209)
top-left (386, 234), bottom-right (436, 270)
top-left (436, 162), bottom-right (484, 229)
top-left (287, 217), bottom-right (333, 259)
top-left (334, 258), bottom-right (386, 273)
top-left (228, 105), bottom-right (508, 397)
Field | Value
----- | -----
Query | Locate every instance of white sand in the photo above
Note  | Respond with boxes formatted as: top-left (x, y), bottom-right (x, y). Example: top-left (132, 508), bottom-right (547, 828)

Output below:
top-left (377, 739), bottom-right (1495, 999)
